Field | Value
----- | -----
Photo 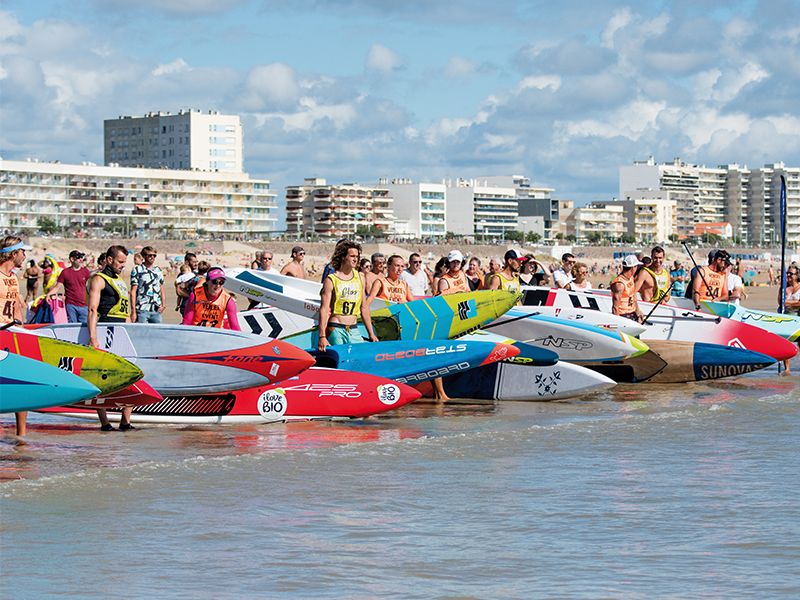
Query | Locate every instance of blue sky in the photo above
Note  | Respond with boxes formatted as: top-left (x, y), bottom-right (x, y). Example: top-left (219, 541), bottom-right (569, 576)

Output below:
top-left (2, 0), bottom-right (799, 222)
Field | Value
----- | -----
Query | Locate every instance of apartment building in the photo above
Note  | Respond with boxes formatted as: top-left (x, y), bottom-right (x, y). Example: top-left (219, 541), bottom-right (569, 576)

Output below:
top-left (621, 157), bottom-right (800, 244)
top-left (104, 110), bottom-right (243, 173)
top-left (564, 203), bottom-right (626, 241)
top-left (379, 179), bottom-right (446, 240)
top-left (478, 175), bottom-right (558, 237)
top-left (284, 178), bottom-right (395, 239)
top-left (0, 159), bottom-right (278, 238)
top-left (610, 190), bottom-right (677, 243)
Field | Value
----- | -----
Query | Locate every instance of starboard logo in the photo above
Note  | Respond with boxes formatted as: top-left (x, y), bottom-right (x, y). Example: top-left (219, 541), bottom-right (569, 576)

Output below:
top-left (257, 389), bottom-right (287, 419)
top-left (272, 346), bottom-right (281, 355)
top-left (396, 361), bottom-right (471, 384)
top-left (377, 384), bottom-right (401, 405)
top-left (57, 356), bottom-right (83, 375)
top-left (456, 299), bottom-right (476, 321)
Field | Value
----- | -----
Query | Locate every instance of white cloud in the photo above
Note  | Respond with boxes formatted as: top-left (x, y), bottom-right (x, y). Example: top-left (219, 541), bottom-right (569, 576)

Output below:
top-left (601, 7), bottom-right (633, 49)
top-left (443, 55), bottom-right (483, 79)
top-left (365, 43), bottom-right (404, 73)
top-left (152, 58), bottom-right (190, 76)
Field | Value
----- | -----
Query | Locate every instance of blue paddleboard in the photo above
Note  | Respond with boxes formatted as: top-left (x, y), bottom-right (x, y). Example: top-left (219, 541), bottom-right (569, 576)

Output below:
top-left (0, 350), bottom-right (101, 413)
top-left (309, 339), bottom-right (519, 385)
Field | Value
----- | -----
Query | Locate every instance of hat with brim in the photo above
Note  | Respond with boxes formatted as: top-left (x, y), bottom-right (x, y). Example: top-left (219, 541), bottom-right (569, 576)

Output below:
top-left (622, 255), bottom-right (643, 268)
top-left (447, 250), bottom-right (464, 263)
top-left (207, 267), bottom-right (226, 281)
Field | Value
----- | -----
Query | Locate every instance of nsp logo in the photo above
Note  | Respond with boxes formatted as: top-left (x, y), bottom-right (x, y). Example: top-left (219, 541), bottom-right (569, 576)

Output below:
top-left (532, 336), bottom-right (593, 351)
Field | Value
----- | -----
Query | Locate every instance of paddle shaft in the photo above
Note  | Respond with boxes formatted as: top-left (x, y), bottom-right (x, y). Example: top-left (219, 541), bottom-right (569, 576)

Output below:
top-left (682, 242), bottom-right (714, 308)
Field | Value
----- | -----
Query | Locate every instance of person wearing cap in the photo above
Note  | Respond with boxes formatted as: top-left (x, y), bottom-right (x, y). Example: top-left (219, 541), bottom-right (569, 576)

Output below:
top-left (670, 259), bottom-right (686, 297)
top-left (281, 246), bottom-right (307, 279)
top-left (130, 246), bottom-right (165, 324)
top-left (488, 249), bottom-right (528, 293)
top-left (44, 250), bottom-right (92, 324)
top-left (87, 245), bottom-right (134, 432)
top-left (691, 250), bottom-right (730, 308)
top-left (318, 240), bottom-right (378, 352)
top-left (553, 253), bottom-right (576, 289)
top-left (611, 255), bottom-right (644, 322)
top-left (636, 246), bottom-right (671, 303)
top-left (684, 249), bottom-right (718, 299)
top-left (438, 250), bottom-right (470, 295)
top-left (182, 267), bottom-right (241, 331)
top-left (1, 236), bottom-right (32, 437)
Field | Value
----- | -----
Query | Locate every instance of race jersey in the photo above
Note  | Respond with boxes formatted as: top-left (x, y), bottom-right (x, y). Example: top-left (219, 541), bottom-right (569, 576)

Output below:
top-left (611, 274), bottom-right (637, 315)
top-left (696, 266), bottom-right (728, 302)
top-left (375, 277), bottom-right (411, 303)
top-left (490, 273), bottom-right (520, 293)
top-left (0, 270), bottom-right (20, 324)
top-left (89, 270), bottom-right (130, 320)
top-left (439, 271), bottom-right (469, 295)
top-left (643, 267), bottom-right (671, 302)
top-left (189, 284), bottom-right (231, 328)
top-left (329, 272), bottom-right (362, 317)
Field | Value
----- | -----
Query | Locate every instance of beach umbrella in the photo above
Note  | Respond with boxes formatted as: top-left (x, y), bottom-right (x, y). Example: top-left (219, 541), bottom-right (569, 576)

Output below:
top-left (185, 242), bottom-right (198, 247)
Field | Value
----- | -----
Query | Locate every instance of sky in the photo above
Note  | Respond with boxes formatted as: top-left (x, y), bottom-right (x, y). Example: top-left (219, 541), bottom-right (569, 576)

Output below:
top-left (2, 0), bottom-right (800, 223)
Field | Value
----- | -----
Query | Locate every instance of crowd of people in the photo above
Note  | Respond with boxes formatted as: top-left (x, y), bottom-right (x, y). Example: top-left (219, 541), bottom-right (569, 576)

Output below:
top-left (4, 236), bottom-right (800, 436)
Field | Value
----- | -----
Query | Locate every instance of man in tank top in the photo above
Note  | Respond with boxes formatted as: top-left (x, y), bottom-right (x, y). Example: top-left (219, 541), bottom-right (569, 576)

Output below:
top-left (87, 245), bottom-right (134, 432)
top-left (691, 250), bottom-right (730, 309)
top-left (611, 255), bottom-right (644, 322)
top-left (488, 249), bottom-right (528, 295)
top-left (318, 241), bottom-right (379, 352)
top-left (636, 246), bottom-right (671, 303)
top-left (366, 255), bottom-right (415, 304)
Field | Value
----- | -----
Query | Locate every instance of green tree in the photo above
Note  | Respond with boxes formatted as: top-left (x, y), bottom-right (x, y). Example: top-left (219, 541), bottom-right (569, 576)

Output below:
top-left (620, 233), bottom-right (636, 244)
top-left (555, 232), bottom-right (564, 241)
top-left (668, 233), bottom-right (679, 243)
top-left (566, 234), bottom-right (576, 243)
top-left (587, 232), bottom-right (602, 244)
top-left (525, 231), bottom-right (542, 244)
top-left (505, 230), bottom-right (524, 242)
top-left (38, 216), bottom-right (58, 235)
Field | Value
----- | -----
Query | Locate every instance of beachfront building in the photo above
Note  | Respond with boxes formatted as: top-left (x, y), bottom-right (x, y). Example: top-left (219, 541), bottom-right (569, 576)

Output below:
top-left (620, 157), bottom-right (800, 245)
top-left (104, 110), bottom-right (243, 173)
top-left (284, 178), bottom-right (395, 239)
top-left (564, 203), bottom-right (626, 242)
top-left (444, 178), bottom-right (518, 241)
top-left (379, 179), bottom-right (446, 240)
top-left (478, 176), bottom-right (558, 239)
top-left (0, 159), bottom-right (278, 238)
top-left (609, 191), bottom-right (678, 243)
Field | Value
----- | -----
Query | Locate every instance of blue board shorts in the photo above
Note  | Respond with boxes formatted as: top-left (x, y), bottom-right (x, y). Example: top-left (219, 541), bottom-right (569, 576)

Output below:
top-left (327, 324), bottom-right (364, 345)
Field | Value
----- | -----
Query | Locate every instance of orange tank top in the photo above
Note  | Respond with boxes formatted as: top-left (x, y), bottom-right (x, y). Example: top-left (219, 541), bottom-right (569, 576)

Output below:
top-left (376, 277), bottom-right (410, 303)
top-left (189, 284), bottom-right (230, 328)
top-left (611, 274), bottom-right (636, 315)
top-left (0, 271), bottom-right (20, 324)
top-left (440, 271), bottom-right (469, 296)
top-left (697, 266), bottom-right (728, 301)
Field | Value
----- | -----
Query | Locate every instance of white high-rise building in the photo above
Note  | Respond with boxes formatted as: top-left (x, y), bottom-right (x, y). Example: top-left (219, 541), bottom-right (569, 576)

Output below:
top-left (379, 179), bottom-right (446, 240)
top-left (104, 110), bottom-right (243, 173)
top-left (0, 159), bottom-right (277, 238)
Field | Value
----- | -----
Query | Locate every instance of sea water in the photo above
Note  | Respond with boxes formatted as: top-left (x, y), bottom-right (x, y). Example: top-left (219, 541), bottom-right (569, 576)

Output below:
top-left (1, 367), bottom-right (799, 599)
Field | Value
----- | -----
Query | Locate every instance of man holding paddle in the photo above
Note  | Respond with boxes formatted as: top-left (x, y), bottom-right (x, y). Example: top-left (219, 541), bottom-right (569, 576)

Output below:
top-left (611, 255), bottom-right (644, 322)
top-left (691, 250), bottom-right (730, 309)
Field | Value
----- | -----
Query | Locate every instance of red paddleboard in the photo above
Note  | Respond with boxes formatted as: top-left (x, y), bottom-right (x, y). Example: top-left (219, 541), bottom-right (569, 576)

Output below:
top-left (521, 286), bottom-right (797, 361)
top-left (37, 368), bottom-right (422, 424)
top-left (68, 380), bottom-right (164, 409)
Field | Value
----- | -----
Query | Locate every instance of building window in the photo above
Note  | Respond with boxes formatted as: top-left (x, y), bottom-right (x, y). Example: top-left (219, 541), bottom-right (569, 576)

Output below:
top-left (110, 129), bottom-right (115, 136)
top-left (162, 126), bottom-right (167, 133)
top-left (110, 141), bottom-right (115, 148)
top-left (225, 125), bottom-right (235, 132)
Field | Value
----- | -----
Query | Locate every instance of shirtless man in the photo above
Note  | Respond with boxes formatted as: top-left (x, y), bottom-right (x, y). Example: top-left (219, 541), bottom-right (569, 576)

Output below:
top-left (280, 246), bottom-right (307, 279)
top-left (364, 252), bottom-right (386, 294)
top-left (318, 241), bottom-right (378, 352)
top-left (636, 246), bottom-right (671, 303)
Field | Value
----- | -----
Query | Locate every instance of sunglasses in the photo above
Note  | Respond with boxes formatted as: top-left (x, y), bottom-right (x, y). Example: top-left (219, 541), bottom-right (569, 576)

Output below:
top-left (261, 256), bottom-right (272, 260)
top-left (146, 254), bottom-right (156, 258)
top-left (209, 279), bottom-right (226, 285)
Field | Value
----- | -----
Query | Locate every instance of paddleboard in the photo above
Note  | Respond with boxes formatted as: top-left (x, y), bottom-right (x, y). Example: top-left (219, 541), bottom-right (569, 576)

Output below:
top-left (506, 305), bottom-right (648, 336)
top-left (481, 311), bottom-right (649, 363)
top-left (0, 350), bottom-right (101, 413)
top-left (1, 329), bottom-right (142, 396)
top-left (639, 340), bottom-right (776, 383)
top-left (521, 286), bottom-right (797, 361)
top-left (414, 360), bottom-right (615, 401)
top-left (26, 323), bottom-right (315, 395)
top-left (37, 368), bottom-right (422, 424)
top-left (671, 298), bottom-right (800, 342)
top-left (225, 268), bottom-right (521, 342)
top-left (310, 339), bottom-right (520, 385)
top-left (457, 329), bottom-right (559, 366)
top-left (70, 380), bottom-right (164, 409)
